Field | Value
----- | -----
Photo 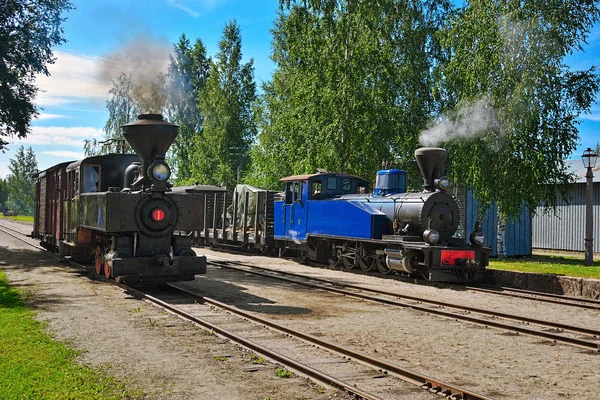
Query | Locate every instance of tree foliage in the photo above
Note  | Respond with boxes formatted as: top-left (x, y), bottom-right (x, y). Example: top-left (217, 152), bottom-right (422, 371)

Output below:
top-left (191, 21), bottom-right (257, 189)
top-left (165, 34), bottom-right (211, 184)
top-left (0, 0), bottom-right (73, 150)
top-left (248, 0), bottom-right (450, 189)
top-left (84, 73), bottom-right (140, 156)
top-left (7, 146), bottom-right (37, 215)
top-left (0, 178), bottom-right (8, 209)
top-left (438, 0), bottom-right (600, 218)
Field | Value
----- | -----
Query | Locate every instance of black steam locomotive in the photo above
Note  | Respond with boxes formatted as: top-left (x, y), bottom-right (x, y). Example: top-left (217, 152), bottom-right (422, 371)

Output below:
top-left (33, 114), bottom-right (206, 283)
top-left (195, 147), bottom-right (490, 282)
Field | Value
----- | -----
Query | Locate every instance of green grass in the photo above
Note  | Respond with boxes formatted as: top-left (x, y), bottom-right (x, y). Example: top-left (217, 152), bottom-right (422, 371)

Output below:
top-left (0, 270), bottom-right (140, 399)
top-left (0, 214), bottom-right (34, 223)
top-left (490, 253), bottom-right (600, 279)
top-left (275, 367), bottom-right (293, 378)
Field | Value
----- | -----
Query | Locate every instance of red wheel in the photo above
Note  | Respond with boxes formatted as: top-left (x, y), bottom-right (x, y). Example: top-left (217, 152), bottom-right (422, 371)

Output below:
top-left (104, 261), bottom-right (111, 278)
top-left (95, 245), bottom-right (103, 274)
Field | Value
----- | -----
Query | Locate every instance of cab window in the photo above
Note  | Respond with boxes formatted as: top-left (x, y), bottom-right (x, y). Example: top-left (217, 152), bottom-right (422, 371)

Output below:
top-left (83, 165), bottom-right (100, 193)
top-left (327, 177), bottom-right (337, 190)
top-left (293, 182), bottom-right (302, 202)
top-left (285, 182), bottom-right (293, 204)
top-left (342, 178), bottom-right (352, 192)
top-left (311, 180), bottom-right (322, 199)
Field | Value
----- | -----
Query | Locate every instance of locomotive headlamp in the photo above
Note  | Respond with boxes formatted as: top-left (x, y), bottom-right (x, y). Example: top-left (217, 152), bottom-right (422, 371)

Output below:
top-left (470, 231), bottom-right (485, 247)
top-left (152, 208), bottom-right (165, 222)
top-left (435, 176), bottom-right (450, 191)
top-left (423, 229), bottom-right (440, 244)
top-left (149, 161), bottom-right (171, 182)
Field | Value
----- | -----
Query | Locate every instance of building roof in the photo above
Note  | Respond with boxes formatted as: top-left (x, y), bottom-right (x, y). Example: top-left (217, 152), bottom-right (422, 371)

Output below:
top-left (565, 159), bottom-right (600, 183)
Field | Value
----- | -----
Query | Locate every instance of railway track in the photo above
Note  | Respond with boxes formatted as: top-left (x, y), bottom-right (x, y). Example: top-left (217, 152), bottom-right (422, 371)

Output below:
top-left (146, 284), bottom-right (494, 400)
top-left (221, 244), bottom-right (600, 311)
top-left (208, 258), bottom-right (600, 352)
top-left (465, 283), bottom-right (600, 311)
top-left (5, 219), bottom-right (598, 311)
top-left (0, 222), bottom-right (495, 400)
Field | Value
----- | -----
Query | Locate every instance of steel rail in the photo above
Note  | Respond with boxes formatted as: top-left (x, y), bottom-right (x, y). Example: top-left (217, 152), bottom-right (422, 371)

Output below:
top-left (209, 260), bottom-right (600, 351)
top-left (465, 284), bottom-right (600, 310)
top-left (1, 224), bottom-right (498, 399)
top-left (211, 260), bottom-right (600, 337)
top-left (0, 224), bottom-right (46, 251)
top-left (212, 247), bottom-right (600, 311)
top-left (128, 286), bottom-right (385, 400)
top-left (168, 284), bottom-right (494, 400)
top-left (0, 225), bottom-right (385, 400)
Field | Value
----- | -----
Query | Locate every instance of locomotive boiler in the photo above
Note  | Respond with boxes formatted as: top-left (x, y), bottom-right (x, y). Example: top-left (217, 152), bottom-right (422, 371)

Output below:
top-left (33, 114), bottom-right (207, 283)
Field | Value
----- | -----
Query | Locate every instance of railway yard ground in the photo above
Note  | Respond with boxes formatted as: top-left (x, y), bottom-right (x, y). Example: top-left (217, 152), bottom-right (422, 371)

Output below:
top-left (2, 218), bottom-right (600, 399)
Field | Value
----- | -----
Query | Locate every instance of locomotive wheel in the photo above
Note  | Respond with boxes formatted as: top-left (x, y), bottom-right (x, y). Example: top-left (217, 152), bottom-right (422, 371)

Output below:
top-left (375, 257), bottom-right (392, 275)
top-left (298, 250), bottom-right (308, 262)
top-left (94, 245), bottom-right (103, 275)
top-left (104, 261), bottom-right (111, 278)
top-left (326, 243), bottom-right (341, 268)
top-left (357, 244), bottom-right (374, 272)
top-left (358, 255), bottom-right (375, 272)
top-left (341, 242), bottom-right (358, 270)
top-left (342, 254), bottom-right (355, 269)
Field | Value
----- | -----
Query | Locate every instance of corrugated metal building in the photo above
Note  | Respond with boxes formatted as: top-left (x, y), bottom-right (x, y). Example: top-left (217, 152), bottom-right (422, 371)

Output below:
top-left (532, 160), bottom-right (600, 253)
top-left (453, 186), bottom-right (532, 257)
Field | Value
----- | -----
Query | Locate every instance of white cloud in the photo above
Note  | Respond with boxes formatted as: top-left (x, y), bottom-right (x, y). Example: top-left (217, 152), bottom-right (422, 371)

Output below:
top-left (12, 126), bottom-right (104, 147)
top-left (580, 105), bottom-right (600, 122)
top-left (35, 113), bottom-right (69, 120)
top-left (42, 151), bottom-right (84, 159)
top-left (167, 0), bottom-right (199, 17)
top-left (166, 0), bottom-right (226, 17)
top-left (35, 51), bottom-right (111, 107)
top-left (581, 114), bottom-right (600, 121)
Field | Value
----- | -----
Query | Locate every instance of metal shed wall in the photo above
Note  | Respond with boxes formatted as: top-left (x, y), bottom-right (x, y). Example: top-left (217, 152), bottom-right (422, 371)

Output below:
top-left (459, 188), bottom-right (532, 257)
top-left (532, 182), bottom-right (600, 253)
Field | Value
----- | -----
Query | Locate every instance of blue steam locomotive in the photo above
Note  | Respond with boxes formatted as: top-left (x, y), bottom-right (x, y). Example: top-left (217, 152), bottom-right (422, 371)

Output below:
top-left (195, 147), bottom-right (489, 282)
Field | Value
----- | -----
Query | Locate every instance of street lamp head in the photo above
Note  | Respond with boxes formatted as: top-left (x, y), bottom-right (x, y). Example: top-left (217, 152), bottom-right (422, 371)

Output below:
top-left (582, 148), bottom-right (598, 169)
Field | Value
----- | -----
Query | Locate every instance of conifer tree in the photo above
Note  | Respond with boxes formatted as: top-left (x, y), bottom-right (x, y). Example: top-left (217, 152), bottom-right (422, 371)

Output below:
top-left (192, 21), bottom-right (257, 189)
top-left (7, 146), bottom-right (37, 215)
top-left (165, 34), bottom-right (211, 184)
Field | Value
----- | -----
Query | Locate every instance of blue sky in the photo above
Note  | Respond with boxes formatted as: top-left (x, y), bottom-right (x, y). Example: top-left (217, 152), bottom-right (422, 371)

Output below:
top-left (1, 0), bottom-right (599, 178)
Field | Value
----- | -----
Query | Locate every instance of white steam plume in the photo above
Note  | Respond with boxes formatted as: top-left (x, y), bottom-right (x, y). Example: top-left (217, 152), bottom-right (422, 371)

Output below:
top-left (419, 99), bottom-right (497, 147)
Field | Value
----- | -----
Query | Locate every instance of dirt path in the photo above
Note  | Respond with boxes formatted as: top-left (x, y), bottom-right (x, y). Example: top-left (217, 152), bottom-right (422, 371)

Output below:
top-left (3, 219), bottom-right (600, 399)
top-left (0, 229), bottom-right (341, 400)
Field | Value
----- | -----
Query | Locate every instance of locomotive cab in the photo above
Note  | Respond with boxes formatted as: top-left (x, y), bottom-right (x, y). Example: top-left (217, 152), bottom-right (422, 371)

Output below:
top-left (275, 172), bottom-right (386, 244)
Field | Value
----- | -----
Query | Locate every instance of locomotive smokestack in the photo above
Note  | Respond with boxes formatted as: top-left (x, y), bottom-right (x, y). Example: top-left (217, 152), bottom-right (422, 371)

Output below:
top-left (121, 114), bottom-right (178, 191)
top-left (414, 147), bottom-right (447, 192)
top-left (121, 114), bottom-right (178, 162)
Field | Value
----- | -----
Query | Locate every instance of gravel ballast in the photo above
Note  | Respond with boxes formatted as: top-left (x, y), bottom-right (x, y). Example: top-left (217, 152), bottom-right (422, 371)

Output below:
top-left (2, 218), bottom-right (600, 399)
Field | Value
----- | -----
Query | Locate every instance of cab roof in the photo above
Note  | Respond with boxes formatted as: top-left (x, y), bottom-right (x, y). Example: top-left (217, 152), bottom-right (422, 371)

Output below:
top-left (280, 171), bottom-right (366, 182)
top-left (66, 153), bottom-right (139, 172)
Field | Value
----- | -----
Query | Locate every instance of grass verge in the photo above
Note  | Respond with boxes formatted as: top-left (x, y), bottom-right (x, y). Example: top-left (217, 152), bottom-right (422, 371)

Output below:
top-left (0, 270), bottom-right (140, 399)
top-left (490, 253), bottom-right (600, 279)
top-left (0, 214), bottom-right (34, 223)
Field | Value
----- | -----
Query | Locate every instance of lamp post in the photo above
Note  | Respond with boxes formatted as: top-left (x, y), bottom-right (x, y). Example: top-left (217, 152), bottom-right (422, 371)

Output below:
top-left (582, 148), bottom-right (598, 266)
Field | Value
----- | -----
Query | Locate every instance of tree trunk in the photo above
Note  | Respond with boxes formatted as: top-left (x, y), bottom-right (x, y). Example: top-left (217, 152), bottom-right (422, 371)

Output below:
top-left (496, 212), bottom-right (506, 258)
